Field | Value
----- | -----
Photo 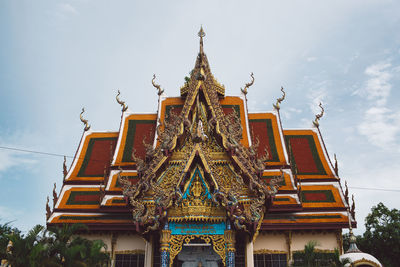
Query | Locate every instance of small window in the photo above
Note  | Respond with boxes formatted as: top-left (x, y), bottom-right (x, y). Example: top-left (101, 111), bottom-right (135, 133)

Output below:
top-left (115, 253), bottom-right (145, 267)
top-left (254, 253), bottom-right (287, 267)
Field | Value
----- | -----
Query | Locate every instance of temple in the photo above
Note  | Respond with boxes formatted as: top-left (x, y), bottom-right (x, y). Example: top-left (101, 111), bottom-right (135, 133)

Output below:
top-left (46, 27), bottom-right (357, 267)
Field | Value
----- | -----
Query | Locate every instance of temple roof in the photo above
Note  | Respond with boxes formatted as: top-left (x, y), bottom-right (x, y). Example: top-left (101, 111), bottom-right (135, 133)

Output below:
top-left (48, 28), bottom-right (354, 233)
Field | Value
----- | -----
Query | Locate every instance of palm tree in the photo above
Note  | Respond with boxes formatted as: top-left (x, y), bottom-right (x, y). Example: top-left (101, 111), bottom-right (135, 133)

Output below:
top-left (0, 221), bottom-right (17, 261)
top-left (4, 225), bottom-right (52, 267)
top-left (47, 224), bottom-right (109, 267)
top-left (329, 248), bottom-right (352, 267)
top-left (2, 223), bottom-right (109, 266)
top-left (303, 240), bottom-right (319, 267)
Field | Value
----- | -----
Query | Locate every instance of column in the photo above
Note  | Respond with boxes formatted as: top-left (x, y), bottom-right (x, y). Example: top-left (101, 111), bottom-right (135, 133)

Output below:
top-left (225, 223), bottom-right (236, 267)
top-left (144, 235), bottom-right (153, 267)
top-left (160, 223), bottom-right (171, 267)
top-left (111, 233), bottom-right (117, 267)
top-left (285, 230), bottom-right (292, 265)
top-left (245, 235), bottom-right (254, 267)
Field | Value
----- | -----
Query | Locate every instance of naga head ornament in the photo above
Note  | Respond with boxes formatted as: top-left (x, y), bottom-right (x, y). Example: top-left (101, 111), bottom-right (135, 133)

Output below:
top-left (334, 153), bottom-right (338, 176)
top-left (152, 74), bottom-right (164, 96)
top-left (46, 196), bottom-right (51, 220)
top-left (116, 90), bottom-right (128, 112)
top-left (79, 108), bottom-right (91, 131)
top-left (273, 86), bottom-right (286, 110)
top-left (240, 72), bottom-right (254, 95)
top-left (312, 102), bottom-right (324, 128)
top-left (63, 156), bottom-right (67, 179)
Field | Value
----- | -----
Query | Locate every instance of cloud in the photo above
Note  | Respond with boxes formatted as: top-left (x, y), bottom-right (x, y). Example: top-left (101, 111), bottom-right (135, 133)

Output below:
top-left (281, 107), bottom-right (302, 120)
top-left (0, 206), bottom-right (23, 224)
top-left (308, 81), bottom-right (329, 114)
top-left (307, 57), bottom-right (317, 62)
top-left (0, 149), bottom-right (37, 173)
top-left (356, 61), bottom-right (400, 150)
top-left (0, 131), bottom-right (40, 173)
top-left (364, 62), bottom-right (392, 105)
top-left (358, 107), bottom-right (400, 149)
top-left (59, 3), bottom-right (78, 15)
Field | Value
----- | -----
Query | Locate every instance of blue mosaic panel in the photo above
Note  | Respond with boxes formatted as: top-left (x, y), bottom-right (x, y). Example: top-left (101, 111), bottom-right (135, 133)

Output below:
top-left (170, 222), bottom-right (225, 235)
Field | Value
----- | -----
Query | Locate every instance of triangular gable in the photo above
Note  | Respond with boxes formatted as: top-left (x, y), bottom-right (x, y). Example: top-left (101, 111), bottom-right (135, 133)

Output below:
top-left (182, 166), bottom-right (212, 200)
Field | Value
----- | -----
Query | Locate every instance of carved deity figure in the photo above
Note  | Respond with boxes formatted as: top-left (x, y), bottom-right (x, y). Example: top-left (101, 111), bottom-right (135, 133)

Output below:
top-left (189, 174), bottom-right (206, 206)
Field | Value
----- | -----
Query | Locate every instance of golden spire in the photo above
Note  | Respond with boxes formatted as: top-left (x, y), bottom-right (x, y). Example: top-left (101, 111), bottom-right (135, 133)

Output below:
top-left (198, 25), bottom-right (205, 54)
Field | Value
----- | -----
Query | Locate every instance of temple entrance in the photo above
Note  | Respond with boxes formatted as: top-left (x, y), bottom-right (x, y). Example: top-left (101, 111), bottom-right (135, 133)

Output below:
top-left (175, 244), bottom-right (223, 267)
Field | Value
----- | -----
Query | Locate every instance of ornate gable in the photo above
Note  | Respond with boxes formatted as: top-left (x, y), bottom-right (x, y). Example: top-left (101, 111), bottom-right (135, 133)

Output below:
top-left (119, 28), bottom-right (282, 236)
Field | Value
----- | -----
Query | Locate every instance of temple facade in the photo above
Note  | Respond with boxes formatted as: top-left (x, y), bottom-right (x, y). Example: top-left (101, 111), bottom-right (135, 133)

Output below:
top-left (47, 28), bottom-right (357, 267)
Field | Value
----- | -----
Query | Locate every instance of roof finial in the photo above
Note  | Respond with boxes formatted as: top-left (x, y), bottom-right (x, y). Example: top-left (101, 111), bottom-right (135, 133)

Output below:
top-left (63, 156), bottom-right (67, 180)
top-left (346, 206), bottom-right (360, 253)
top-left (351, 194), bottom-right (356, 219)
top-left (46, 196), bottom-right (51, 220)
top-left (312, 102), bottom-right (324, 127)
top-left (344, 181), bottom-right (349, 205)
top-left (80, 108), bottom-right (91, 131)
top-left (241, 72), bottom-right (254, 95)
top-left (52, 183), bottom-right (58, 208)
top-left (152, 74), bottom-right (164, 96)
top-left (273, 86), bottom-right (286, 110)
top-left (116, 90), bottom-right (128, 112)
top-left (198, 25), bottom-right (205, 54)
top-left (334, 153), bottom-right (339, 176)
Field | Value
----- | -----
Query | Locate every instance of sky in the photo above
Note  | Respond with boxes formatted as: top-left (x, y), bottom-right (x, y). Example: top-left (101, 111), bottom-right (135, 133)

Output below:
top-left (0, 0), bottom-right (399, 236)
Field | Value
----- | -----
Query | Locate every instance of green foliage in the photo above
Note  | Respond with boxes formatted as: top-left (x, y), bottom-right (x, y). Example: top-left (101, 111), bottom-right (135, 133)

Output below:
top-left (343, 202), bottom-right (400, 267)
top-left (329, 248), bottom-right (351, 267)
top-left (0, 222), bottom-right (109, 267)
top-left (0, 221), bottom-right (20, 260)
top-left (304, 240), bottom-right (319, 267)
top-left (292, 242), bottom-right (349, 267)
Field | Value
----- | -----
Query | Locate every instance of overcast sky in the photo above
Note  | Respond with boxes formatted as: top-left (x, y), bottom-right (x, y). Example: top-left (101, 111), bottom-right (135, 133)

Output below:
top-left (1, 0), bottom-right (399, 235)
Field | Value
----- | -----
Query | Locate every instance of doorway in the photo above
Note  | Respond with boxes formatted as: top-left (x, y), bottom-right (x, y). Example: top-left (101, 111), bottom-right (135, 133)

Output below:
top-left (174, 244), bottom-right (223, 267)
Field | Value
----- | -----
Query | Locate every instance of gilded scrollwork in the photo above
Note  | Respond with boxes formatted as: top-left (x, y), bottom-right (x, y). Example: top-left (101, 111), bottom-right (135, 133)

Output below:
top-left (169, 234), bottom-right (226, 267)
top-left (119, 35), bottom-right (282, 236)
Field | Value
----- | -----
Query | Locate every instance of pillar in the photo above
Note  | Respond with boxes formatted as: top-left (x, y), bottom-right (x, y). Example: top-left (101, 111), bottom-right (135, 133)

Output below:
top-left (285, 230), bottom-right (292, 265)
top-left (245, 235), bottom-right (254, 267)
top-left (144, 235), bottom-right (153, 267)
top-left (225, 223), bottom-right (235, 267)
top-left (111, 233), bottom-right (117, 267)
top-left (160, 223), bottom-right (171, 267)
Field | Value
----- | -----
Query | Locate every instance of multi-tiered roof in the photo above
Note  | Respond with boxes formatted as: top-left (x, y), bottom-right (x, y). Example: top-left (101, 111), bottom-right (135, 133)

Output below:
top-left (47, 28), bottom-right (355, 235)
